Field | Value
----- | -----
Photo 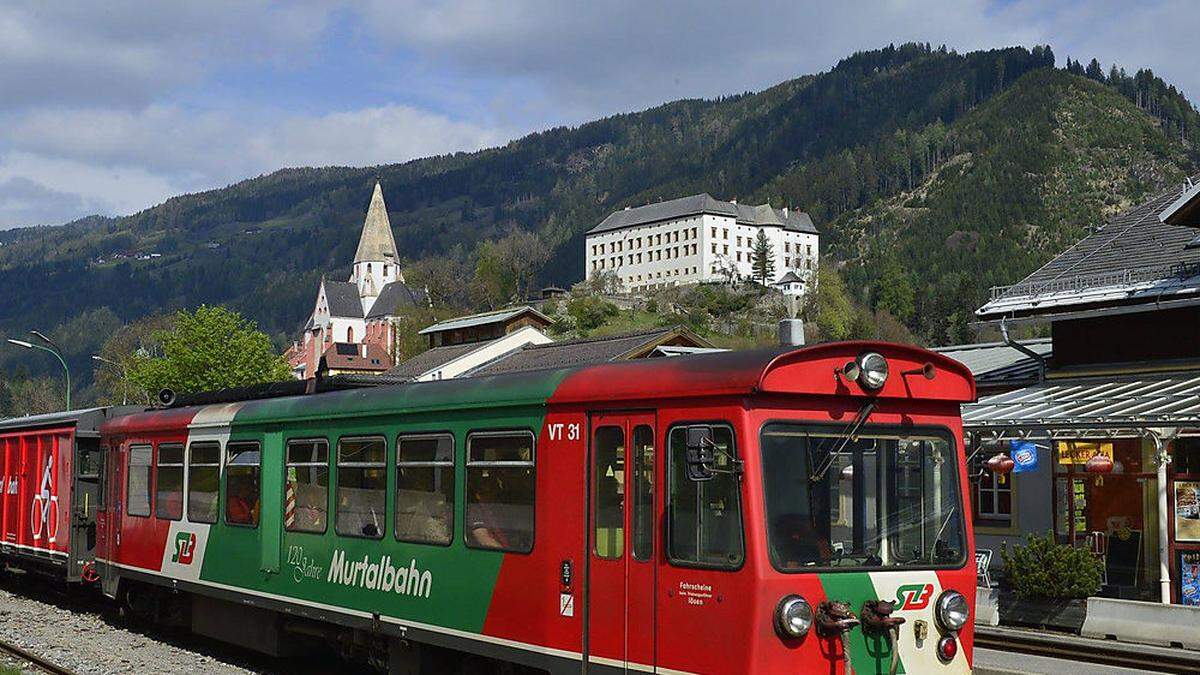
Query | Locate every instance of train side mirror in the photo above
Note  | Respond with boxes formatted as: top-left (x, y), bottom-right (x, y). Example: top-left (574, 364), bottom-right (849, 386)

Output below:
top-left (685, 425), bottom-right (716, 482)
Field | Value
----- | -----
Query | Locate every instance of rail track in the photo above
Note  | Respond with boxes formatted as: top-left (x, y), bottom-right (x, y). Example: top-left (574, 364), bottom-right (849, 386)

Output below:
top-left (975, 625), bottom-right (1200, 674)
top-left (0, 638), bottom-right (75, 675)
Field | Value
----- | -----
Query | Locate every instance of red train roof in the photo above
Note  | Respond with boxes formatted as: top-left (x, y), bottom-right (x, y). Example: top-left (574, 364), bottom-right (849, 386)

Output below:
top-left (549, 341), bottom-right (976, 406)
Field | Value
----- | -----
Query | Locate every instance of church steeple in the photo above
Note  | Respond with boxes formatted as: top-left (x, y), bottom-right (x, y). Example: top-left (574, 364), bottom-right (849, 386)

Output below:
top-left (351, 180), bottom-right (402, 305)
top-left (354, 180), bottom-right (399, 264)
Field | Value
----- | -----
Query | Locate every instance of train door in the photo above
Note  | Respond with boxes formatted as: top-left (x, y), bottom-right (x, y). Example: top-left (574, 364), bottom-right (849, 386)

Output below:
top-left (100, 441), bottom-right (123, 597)
top-left (587, 412), bottom-right (657, 672)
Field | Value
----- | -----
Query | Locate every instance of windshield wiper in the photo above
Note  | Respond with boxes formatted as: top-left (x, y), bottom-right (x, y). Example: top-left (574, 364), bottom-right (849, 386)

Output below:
top-left (810, 400), bottom-right (877, 482)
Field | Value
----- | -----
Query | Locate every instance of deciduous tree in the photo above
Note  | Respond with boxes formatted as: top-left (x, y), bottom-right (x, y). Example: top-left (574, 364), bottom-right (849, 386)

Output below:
top-left (125, 305), bottom-right (290, 396)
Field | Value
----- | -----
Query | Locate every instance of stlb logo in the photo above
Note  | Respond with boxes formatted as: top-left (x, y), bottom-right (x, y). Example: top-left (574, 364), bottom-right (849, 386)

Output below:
top-left (895, 583), bottom-right (935, 610)
top-left (172, 532), bottom-right (197, 565)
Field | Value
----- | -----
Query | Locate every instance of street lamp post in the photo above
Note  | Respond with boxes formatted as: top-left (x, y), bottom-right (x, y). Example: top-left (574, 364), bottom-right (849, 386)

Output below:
top-left (92, 354), bottom-right (131, 405)
top-left (7, 332), bottom-right (71, 411)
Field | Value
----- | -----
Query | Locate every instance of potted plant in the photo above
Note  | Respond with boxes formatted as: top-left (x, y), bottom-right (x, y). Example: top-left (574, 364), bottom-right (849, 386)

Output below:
top-left (999, 532), bottom-right (1103, 632)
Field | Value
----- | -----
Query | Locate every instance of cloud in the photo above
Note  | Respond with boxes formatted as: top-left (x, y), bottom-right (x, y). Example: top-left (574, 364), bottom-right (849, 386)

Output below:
top-left (0, 152), bottom-right (178, 228)
top-left (0, 104), bottom-right (507, 229)
top-left (355, 0), bottom-right (1029, 124)
top-left (0, 176), bottom-right (108, 229)
top-left (0, 1), bottom-right (332, 110)
top-left (356, 0), bottom-right (1200, 124)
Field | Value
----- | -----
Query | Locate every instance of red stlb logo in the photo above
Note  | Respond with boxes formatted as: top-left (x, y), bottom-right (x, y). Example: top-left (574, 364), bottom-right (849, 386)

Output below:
top-left (896, 583), bottom-right (934, 610)
top-left (172, 532), bottom-right (197, 565)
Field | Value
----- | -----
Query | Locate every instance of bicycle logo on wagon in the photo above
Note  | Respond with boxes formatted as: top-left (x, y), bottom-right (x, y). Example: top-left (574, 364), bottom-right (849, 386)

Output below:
top-left (30, 455), bottom-right (59, 544)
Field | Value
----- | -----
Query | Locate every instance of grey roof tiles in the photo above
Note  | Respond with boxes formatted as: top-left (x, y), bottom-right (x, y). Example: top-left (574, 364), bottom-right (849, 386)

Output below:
top-left (977, 179), bottom-right (1200, 319)
top-left (323, 280), bottom-right (364, 318)
top-left (587, 193), bottom-right (817, 235)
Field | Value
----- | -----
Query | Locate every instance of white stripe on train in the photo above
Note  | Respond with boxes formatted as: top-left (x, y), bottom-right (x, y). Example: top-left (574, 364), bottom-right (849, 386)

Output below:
top-left (96, 557), bottom-right (690, 673)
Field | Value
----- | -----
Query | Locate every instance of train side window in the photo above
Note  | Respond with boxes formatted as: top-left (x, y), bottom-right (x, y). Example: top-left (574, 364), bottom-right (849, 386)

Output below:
top-left (188, 441), bottom-right (220, 523)
top-left (465, 431), bottom-right (535, 553)
top-left (396, 433), bottom-right (454, 546)
top-left (285, 439), bottom-right (329, 533)
top-left (225, 441), bottom-right (261, 528)
top-left (155, 443), bottom-right (184, 521)
top-left (127, 444), bottom-right (152, 517)
top-left (336, 437), bottom-right (387, 539)
top-left (667, 425), bottom-right (743, 568)
top-left (96, 444), bottom-right (107, 510)
top-left (631, 425), bottom-right (655, 562)
top-left (593, 426), bottom-right (625, 560)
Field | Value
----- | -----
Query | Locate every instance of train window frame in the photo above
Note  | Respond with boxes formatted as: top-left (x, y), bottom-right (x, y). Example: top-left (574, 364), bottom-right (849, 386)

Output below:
top-left (630, 424), bottom-right (656, 562)
top-left (593, 425), bottom-right (626, 560)
top-left (224, 440), bottom-right (262, 529)
top-left (335, 435), bottom-right (388, 540)
top-left (284, 437), bottom-right (330, 535)
top-left (395, 432), bottom-right (456, 547)
top-left (665, 422), bottom-right (745, 571)
top-left (187, 440), bottom-right (221, 524)
top-left (126, 443), bottom-right (153, 518)
top-left (756, 420), bottom-right (968, 573)
top-left (464, 429), bottom-right (537, 554)
top-left (155, 442), bottom-right (185, 521)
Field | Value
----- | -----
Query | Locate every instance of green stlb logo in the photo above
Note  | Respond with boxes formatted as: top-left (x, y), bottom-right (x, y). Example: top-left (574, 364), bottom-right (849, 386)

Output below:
top-left (172, 532), bottom-right (197, 565)
top-left (896, 583), bottom-right (934, 610)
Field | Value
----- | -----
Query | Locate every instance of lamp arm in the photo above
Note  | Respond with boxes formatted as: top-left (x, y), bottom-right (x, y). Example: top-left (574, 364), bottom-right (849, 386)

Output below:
top-left (30, 342), bottom-right (71, 410)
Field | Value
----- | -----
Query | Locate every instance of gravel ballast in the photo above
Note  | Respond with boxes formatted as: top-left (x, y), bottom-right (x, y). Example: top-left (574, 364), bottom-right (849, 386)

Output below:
top-left (0, 580), bottom-right (256, 675)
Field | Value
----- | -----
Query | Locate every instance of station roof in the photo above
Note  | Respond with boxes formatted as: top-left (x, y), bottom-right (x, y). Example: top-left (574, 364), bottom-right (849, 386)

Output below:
top-left (934, 338), bottom-right (1051, 392)
top-left (977, 179), bottom-right (1200, 322)
top-left (417, 306), bottom-right (552, 335)
top-left (963, 370), bottom-right (1200, 438)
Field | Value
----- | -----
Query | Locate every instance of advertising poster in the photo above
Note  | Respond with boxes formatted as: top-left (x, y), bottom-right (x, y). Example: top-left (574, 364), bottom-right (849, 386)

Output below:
top-left (1176, 482), bottom-right (1200, 542)
top-left (1056, 441), bottom-right (1113, 465)
top-left (1179, 551), bottom-right (1200, 606)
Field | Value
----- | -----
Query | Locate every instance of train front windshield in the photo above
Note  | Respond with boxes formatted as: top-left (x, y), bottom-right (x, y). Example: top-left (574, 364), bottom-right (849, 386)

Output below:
top-left (761, 423), bottom-right (966, 571)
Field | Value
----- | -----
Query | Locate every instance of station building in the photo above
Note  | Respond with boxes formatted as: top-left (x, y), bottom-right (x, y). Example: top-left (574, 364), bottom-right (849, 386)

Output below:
top-left (962, 178), bottom-right (1200, 604)
top-left (584, 194), bottom-right (818, 296)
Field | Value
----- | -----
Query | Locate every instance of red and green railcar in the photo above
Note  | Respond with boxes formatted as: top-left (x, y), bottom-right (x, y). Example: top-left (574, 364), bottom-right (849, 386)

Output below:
top-left (96, 342), bottom-right (977, 674)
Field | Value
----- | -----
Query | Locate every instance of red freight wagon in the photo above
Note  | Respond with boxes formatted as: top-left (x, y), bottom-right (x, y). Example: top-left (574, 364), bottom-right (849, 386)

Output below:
top-left (0, 407), bottom-right (134, 582)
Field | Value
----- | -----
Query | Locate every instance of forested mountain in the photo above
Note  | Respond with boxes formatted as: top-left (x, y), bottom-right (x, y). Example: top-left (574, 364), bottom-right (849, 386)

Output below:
top-left (1, 43), bottom-right (1197, 402)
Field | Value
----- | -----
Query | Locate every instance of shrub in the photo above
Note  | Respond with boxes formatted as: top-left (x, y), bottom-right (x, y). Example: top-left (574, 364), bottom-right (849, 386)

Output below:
top-left (567, 296), bottom-right (619, 331)
top-left (1000, 531), bottom-right (1103, 600)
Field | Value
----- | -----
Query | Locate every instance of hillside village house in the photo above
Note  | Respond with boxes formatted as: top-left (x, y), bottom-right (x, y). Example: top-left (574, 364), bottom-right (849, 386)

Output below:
top-left (963, 178), bottom-right (1200, 605)
top-left (286, 182), bottom-right (427, 379)
top-left (584, 194), bottom-right (819, 296)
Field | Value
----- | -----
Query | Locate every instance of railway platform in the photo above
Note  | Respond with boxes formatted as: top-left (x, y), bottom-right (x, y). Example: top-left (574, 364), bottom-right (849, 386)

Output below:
top-left (973, 625), bottom-right (1200, 675)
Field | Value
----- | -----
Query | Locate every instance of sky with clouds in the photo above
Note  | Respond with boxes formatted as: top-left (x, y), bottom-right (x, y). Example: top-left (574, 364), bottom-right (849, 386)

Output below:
top-left (1, 0), bottom-right (1197, 230)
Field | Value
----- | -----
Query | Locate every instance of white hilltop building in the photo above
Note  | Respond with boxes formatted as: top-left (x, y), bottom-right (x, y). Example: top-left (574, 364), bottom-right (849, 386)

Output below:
top-left (584, 193), bottom-right (818, 297)
top-left (287, 181), bottom-right (428, 379)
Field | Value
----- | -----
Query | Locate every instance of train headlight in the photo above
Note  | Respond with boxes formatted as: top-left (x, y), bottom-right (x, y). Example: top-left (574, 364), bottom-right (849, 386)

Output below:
top-left (775, 595), bottom-right (814, 638)
top-left (858, 352), bottom-right (889, 390)
top-left (935, 590), bottom-right (969, 632)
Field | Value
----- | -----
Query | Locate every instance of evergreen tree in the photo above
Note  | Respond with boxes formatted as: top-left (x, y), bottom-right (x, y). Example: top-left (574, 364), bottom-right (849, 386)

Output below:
top-left (751, 230), bottom-right (775, 286)
top-left (1085, 58), bottom-right (1105, 82)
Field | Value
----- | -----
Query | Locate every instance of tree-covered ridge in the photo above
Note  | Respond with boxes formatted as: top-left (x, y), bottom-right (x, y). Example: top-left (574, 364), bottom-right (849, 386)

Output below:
top-left (0, 43), bottom-right (1196, 403)
top-left (831, 69), bottom-right (1189, 343)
